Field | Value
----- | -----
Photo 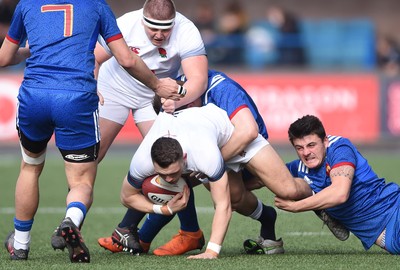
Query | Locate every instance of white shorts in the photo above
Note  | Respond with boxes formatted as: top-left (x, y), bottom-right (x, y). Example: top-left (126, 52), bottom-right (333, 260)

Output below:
top-left (225, 134), bottom-right (269, 172)
top-left (99, 99), bottom-right (157, 125)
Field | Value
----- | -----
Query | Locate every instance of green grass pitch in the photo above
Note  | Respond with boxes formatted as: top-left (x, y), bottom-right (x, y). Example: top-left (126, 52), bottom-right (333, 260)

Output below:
top-left (1, 146), bottom-right (399, 269)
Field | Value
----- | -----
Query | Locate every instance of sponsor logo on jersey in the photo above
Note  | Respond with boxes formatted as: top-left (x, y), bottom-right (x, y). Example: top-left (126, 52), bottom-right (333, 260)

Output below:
top-left (129, 46), bottom-right (140, 54)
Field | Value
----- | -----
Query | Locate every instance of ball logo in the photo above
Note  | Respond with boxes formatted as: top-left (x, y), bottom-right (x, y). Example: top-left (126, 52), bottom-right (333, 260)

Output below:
top-left (148, 193), bottom-right (173, 204)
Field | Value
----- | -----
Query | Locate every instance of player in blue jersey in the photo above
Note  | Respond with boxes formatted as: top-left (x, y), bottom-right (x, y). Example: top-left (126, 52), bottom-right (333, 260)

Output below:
top-left (98, 69), bottom-right (312, 257)
top-left (0, 0), bottom-right (183, 263)
top-left (274, 115), bottom-right (400, 254)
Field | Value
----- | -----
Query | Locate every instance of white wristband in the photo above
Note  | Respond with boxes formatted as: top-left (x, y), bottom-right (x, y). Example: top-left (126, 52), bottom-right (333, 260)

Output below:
top-left (153, 204), bottom-right (163, 214)
top-left (206, 241), bottom-right (222, 254)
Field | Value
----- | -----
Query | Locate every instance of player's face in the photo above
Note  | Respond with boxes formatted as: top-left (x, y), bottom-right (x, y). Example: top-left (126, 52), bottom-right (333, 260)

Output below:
top-left (143, 25), bottom-right (173, 47)
top-left (292, 134), bottom-right (328, 169)
top-left (153, 159), bottom-right (184, 183)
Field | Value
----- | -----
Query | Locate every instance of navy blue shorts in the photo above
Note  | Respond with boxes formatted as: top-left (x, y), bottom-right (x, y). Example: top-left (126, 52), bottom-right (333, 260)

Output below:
top-left (17, 86), bottom-right (100, 151)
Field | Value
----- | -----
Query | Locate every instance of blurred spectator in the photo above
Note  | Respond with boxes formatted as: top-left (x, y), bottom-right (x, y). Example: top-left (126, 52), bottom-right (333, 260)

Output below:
top-left (0, 0), bottom-right (17, 47)
top-left (192, 1), bottom-right (217, 46)
top-left (376, 34), bottom-right (400, 76)
top-left (210, 1), bottom-right (248, 65)
top-left (265, 5), bottom-right (306, 66)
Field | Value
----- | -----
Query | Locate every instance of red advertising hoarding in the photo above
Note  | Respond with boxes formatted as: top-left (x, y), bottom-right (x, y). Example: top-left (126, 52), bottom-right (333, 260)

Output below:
top-left (0, 72), bottom-right (380, 144)
top-left (230, 73), bottom-right (380, 143)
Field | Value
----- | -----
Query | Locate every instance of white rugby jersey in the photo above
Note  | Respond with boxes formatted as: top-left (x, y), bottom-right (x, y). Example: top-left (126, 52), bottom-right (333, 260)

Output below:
top-left (97, 9), bottom-right (206, 109)
top-left (128, 104), bottom-right (232, 187)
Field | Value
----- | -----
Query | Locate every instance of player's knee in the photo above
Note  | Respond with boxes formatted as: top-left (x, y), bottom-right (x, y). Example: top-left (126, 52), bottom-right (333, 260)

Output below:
top-left (20, 145), bottom-right (46, 165)
top-left (60, 142), bottom-right (100, 163)
top-left (230, 190), bottom-right (245, 209)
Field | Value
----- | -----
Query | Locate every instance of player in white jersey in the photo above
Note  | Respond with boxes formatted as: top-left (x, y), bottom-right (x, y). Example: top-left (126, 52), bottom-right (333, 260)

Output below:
top-left (95, 0), bottom-right (208, 255)
top-left (95, 0), bottom-right (208, 161)
top-left (119, 103), bottom-right (312, 259)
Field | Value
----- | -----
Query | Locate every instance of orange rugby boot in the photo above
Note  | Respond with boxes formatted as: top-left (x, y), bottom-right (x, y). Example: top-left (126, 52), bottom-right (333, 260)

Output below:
top-left (97, 236), bottom-right (123, 253)
top-left (153, 229), bottom-right (205, 256)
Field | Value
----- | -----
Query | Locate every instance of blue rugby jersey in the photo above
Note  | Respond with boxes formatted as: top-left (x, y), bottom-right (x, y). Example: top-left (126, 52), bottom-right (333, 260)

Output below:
top-left (7, 0), bottom-right (122, 93)
top-left (286, 135), bottom-right (400, 250)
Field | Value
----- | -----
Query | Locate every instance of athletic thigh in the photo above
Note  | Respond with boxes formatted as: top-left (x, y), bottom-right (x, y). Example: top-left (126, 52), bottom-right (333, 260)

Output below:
top-left (245, 143), bottom-right (294, 195)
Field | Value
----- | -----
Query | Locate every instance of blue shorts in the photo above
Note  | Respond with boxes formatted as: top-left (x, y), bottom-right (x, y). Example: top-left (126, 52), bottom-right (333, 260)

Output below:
top-left (384, 205), bottom-right (400, 254)
top-left (17, 86), bottom-right (100, 151)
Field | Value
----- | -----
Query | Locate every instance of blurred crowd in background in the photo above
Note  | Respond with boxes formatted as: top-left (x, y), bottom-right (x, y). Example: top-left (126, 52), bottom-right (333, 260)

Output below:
top-left (1, 0), bottom-right (400, 76)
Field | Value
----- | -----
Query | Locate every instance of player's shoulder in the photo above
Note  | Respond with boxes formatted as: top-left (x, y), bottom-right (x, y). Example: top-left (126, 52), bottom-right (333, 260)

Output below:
top-left (327, 135), bottom-right (353, 148)
top-left (174, 12), bottom-right (198, 30)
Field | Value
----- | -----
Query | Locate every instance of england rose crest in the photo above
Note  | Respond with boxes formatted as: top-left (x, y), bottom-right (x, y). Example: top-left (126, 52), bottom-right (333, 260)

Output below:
top-left (158, 48), bottom-right (167, 58)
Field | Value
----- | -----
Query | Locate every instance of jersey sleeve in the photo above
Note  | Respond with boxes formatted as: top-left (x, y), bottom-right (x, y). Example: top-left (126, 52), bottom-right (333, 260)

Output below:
top-left (286, 160), bottom-right (300, 177)
top-left (327, 137), bottom-right (356, 169)
top-left (97, 0), bottom-right (123, 43)
top-left (6, 3), bottom-right (27, 45)
top-left (176, 15), bottom-right (206, 59)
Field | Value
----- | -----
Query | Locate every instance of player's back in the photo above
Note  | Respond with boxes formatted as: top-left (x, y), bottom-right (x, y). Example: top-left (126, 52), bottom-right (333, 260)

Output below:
top-left (12, 0), bottom-right (119, 92)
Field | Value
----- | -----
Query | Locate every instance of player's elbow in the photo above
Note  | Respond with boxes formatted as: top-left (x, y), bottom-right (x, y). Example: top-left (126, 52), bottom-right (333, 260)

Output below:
top-left (118, 57), bottom-right (136, 70)
top-left (336, 192), bottom-right (349, 205)
top-left (238, 126), bottom-right (259, 146)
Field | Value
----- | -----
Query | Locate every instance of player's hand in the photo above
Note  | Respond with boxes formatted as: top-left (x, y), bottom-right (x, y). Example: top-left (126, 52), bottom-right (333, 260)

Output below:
top-left (161, 98), bottom-right (176, 113)
top-left (274, 196), bottom-right (298, 213)
top-left (167, 184), bottom-right (190, 213)
top-left (156, 78), bottom-right (186, 101)
top-left (187, 250), bottom-right (218, 259)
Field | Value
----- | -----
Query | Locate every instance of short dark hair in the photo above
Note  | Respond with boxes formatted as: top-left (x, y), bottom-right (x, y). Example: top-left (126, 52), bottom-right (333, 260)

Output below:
top-left (151, 137), bottom-right (183, 168)
top-left (288, 115), bottom-right (326, 145)
top-left (143, 0), bottom-right (176, 20)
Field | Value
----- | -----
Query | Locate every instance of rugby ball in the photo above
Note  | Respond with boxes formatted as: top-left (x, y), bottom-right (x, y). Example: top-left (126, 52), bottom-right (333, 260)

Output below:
top-left (142, 175), bottom-right (187, 205)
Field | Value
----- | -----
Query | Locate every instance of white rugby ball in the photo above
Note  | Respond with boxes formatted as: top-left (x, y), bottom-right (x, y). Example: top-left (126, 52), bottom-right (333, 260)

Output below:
top-left (142, 175), bottom-right (187, 205)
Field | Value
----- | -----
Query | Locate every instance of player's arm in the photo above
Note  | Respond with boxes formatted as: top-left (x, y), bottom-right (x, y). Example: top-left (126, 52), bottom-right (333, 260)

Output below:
top-left (162, 55), bottom-right (208, 112)
top-left (275, 164), bottom-right (354, 212)
top-left (120, 175), bottom-right (189, 215)
top-left (93, 42), bottom-right (112, 79)
top-left (106, 38), bottom-right (182, 101)
top-left (0, 38), bottom-right (30, 67)
top-left (220, 107), bottom-right (259, 161)
top-left (188, 171), bottom-right (232, 259)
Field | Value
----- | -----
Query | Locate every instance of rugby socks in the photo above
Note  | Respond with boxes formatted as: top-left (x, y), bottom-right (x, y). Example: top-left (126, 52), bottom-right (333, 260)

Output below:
top-left (118, 208), bottom-right (146, 229)
top-left (177, 185), bottom-right (200, 232)
top-left (13, 218), bottom-right (33, 250)
top-left (249, 199), bottom-right (277, 240)
top-left (66, 202), bottom-right (86, 228)
top-left (139, 214), bottom-right (175, 243)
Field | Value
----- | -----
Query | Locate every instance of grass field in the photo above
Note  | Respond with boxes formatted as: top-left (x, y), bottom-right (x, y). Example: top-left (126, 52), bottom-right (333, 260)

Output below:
top-left (1, 145), bottom-right (400, 269)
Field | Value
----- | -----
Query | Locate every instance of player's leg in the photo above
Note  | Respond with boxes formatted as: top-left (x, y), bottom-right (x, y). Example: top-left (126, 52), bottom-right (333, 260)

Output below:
top-left (5, 86), bottom-right (52, 260)
top-left (246, 144), bottom-right (312, 200)
top-left (50, 90), bottom-right (99, 263)
top-left (152, 183), bottom-right (204, 256)
top-left (97, 107), bottom-right (156, 254)
top-left (97, 99), bottom-right (131, 163)
top-left (227, 171), bottom-right (284, 254)
top-left (8, 141), bottom-right (48, 260)
top-left (138, 213), bottom-right (176, 253)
